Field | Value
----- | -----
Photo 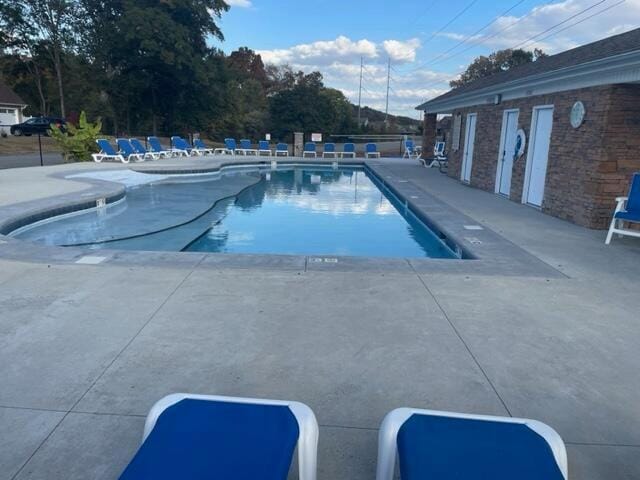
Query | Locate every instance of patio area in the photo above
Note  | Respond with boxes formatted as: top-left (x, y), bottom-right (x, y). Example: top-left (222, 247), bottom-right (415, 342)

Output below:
top-left (1, 159), bottom-right (639, 479)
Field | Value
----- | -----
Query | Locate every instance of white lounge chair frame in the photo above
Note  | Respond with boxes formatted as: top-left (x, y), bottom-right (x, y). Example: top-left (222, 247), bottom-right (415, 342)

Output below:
top-left (213, 147), bottom-right (234, 155)
top-left (116, 138), bottom-right (145, 162)
top-left (376, 407), bottom-right (568, 480)
top-left (192, 143), bottom-right (213, 156)
top-left (147, 138), bottom-right (176, 158)
top-left (402, 141), bottom-right (421, 159)
top-left (238, 141), bottom-right (258, 156)
top-left (92, 152), bottom-right (127, 163)
top-left (259, 148), bottom-right (272, 156)
top-left (302, 151), bottom-right (317, 158)
top-left (129, 140), bottom-right (161, 160)
top-left (275, 149), bottom-right (289, 157)
top-left (427, 142), bottom-right (448, 168)
top-left (605, 196), bottom-right (640, 244)
top-left (144, 393), bottom-right (319, 480)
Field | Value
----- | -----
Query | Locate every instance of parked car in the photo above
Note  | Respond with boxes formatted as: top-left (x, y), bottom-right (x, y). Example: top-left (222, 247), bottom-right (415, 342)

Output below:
top-left (10, 116), bottom-right (66, 136)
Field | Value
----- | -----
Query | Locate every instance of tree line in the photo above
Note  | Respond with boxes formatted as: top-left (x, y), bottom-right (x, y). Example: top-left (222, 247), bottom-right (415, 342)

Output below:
top-left (0, 0), bottom-right (422, 142)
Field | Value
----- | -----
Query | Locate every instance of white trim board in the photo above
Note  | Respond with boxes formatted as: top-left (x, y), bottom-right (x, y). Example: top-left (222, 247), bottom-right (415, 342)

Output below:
top-left (418, 50), bottom-right (640, 114)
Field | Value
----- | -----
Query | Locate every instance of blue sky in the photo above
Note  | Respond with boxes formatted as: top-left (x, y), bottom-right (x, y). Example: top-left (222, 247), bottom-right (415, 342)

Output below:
top-left (213, 0), bottom-right (639, 117)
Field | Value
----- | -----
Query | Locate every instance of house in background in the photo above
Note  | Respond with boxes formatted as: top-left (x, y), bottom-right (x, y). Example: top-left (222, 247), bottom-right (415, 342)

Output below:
top-left (0, 81), bottom-right (28, 135)
top-left (418, 27), bottom-right (640, 229)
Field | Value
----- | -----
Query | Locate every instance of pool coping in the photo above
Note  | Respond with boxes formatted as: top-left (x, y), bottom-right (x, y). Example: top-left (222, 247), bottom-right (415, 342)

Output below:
top-left (0, 157), bottom-right (565, 277)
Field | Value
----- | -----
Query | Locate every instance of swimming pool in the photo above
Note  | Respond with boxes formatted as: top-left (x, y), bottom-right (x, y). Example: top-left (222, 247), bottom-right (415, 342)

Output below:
top-left (12, 165), bottom-right (460, 259)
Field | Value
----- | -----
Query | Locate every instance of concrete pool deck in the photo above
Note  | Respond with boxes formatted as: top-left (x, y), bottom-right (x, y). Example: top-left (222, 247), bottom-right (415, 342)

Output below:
top-left (1, 157), bottom-right (639, 479)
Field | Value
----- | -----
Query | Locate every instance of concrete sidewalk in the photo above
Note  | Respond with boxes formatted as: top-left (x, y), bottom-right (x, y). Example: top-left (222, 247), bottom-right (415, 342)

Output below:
top-left (0, 161), bottom-right (639, 479)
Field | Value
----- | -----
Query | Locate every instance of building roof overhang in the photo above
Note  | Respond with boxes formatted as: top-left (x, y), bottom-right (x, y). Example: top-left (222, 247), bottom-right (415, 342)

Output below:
top-left (416, 49), bottom-right (640, 114)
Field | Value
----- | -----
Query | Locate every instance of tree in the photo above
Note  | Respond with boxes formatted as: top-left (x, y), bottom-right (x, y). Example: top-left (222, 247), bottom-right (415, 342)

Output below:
top-left (0, 0), bottom-right (78, 116)
top-left (450, 48), bottom-right (546, 88)
top-left (268, 70), bottom-right (355, 140)
top-left (78, 0), bottom-right (229, 135)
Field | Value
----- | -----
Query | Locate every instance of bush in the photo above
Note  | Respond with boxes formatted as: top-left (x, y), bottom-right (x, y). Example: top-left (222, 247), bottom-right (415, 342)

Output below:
top-left (50, 111), bottom-right (102, 162)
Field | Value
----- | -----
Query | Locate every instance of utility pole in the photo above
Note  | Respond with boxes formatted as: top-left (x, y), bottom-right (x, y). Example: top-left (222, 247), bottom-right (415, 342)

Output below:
top-left (357, 57), bottom-right (363, 127)
top-left (385, 57), bottom-right (391, 123)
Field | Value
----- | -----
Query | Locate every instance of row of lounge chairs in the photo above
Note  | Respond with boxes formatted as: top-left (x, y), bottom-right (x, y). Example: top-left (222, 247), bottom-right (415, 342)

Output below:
top-left (92, 136), bottom-right (390, 163)
top-left (92, 136), bottom-right (214, 163)
top-left (301, 141), bottom-right (381, 159)
top-left (216, 138), bottom-right (290, 156)
top-left (119, 392), bottom-right (568, 479)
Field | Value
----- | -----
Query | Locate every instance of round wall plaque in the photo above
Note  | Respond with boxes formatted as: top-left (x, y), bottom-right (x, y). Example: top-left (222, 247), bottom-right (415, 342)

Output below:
top-left (570, 101), bottom-right (586, 128)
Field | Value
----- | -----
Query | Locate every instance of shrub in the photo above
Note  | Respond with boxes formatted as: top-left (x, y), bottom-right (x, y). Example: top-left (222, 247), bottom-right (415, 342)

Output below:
top-left (50, 111), bottom-right (102, 162)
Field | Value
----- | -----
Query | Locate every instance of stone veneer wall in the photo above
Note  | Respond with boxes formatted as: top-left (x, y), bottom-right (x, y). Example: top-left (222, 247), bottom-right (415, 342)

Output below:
top-left (445, 84), bottom-right (640, 229)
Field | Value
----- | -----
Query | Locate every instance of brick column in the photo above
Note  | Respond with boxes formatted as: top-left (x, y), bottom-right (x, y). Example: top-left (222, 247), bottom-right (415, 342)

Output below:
top-left (422, 113), bottom-right (437, 156)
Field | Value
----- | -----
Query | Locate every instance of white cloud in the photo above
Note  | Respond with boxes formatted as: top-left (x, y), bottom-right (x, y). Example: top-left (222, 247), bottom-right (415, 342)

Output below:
top-left (444, 0), bottom-right (640, 54)
top-left (382, 38), bottom-right (421, 63)
top-left (258, 36), bottom-right (378, 66)
top-left (226, 0), bottom-right (252, 7)
top-left (256, 36), bottom-right (438, 116)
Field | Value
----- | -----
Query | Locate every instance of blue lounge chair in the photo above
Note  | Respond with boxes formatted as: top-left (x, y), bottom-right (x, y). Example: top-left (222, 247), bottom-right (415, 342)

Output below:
top-left (92, 139), bottom-right (126, 163)
top-left (147, 136), bottom-right (174, 158)
top-left (606, 172), bottom-right (640, 244)
top-left (403, 139), bottom-right (420, 159)
top-left (193, 138), bottom-right (213, 155)
top-left (365, 143), bottom-right (380, 158)
top-left (340, 143), bottom-right (356, 159)
top-left (258, 140), bottom-right (272, 156)
top-left (302, 142), bottom-right (316, 158)
top-left (130, 138), bottom-right (160, 160)
top-left (322, 143), bottom-right (336, 158)
top-left (376, 408), bottom-right (568, 480)
top-left (214, 138), bottom-right (237, 155)
top-left (116, 138), bottom-right (145, 162)
top-left (120, 393), bottom-right (319, 480)
top-left (171, 136), bottom-right (195, 157)
top-left (239, 139), bottom-right (258, 156)
top-left (275, 143), bottom-right (289, 157)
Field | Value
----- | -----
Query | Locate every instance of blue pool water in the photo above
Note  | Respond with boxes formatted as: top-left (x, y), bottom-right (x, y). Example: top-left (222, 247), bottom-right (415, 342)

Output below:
top-left (13, 166), bottom-right (458, 259)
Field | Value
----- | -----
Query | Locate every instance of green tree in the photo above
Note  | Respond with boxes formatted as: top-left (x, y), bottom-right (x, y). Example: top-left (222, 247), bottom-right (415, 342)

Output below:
top-left (0, 0), bottom-right (78, 116)
top-left (450, 48), bottom-right (546, 88)
top-left (78, 0), bottom-right (229, 135)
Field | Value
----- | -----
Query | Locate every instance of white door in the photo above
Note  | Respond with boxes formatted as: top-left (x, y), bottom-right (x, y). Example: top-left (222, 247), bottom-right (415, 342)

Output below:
top-left (497, 110), bottom-right (519, 196)
top-left (524, 106), bottom-right (554, 207)
top-left (461, 113), bottom-right (477, 183)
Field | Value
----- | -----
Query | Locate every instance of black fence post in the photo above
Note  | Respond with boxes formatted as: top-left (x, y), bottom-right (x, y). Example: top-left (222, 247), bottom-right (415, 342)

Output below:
top-left (38, 132), bottom-right (43, 166)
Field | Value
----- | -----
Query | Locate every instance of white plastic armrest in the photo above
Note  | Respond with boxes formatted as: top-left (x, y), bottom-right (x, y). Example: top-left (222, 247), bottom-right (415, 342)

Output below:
top-left (614, 197), bottom-right (628, 213)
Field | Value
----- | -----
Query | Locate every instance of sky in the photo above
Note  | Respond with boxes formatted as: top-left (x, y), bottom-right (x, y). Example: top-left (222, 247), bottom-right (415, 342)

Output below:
top-left (213, 0), bottom-right (640, 118)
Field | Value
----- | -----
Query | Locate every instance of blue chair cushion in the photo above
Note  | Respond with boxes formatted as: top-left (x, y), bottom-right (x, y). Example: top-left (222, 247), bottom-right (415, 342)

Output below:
top-left (120, 399), bottom-right (299, 480)
top-left (397, 414), bottom-right (564, 480)
top-left (615, 210), bottom-right (640, 222)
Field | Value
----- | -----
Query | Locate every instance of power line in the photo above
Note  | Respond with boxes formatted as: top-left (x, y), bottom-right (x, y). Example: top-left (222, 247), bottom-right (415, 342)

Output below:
top-left (385, 57), bottom-right (391, 122)
top-left (512, 0), bottom-right (608, 49)
top-left (525, 0), bottom-right (625, 46)
top-left (426, 0), bottom-right (528, 66)
top-left (414, 0), bottom-right (626, 104)
top-left (400, 0), bottom-right (553, 76)
top-left (422, 0), bottom-right (480, 46)
top-left (357, 56), bottom-right (363, 126)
